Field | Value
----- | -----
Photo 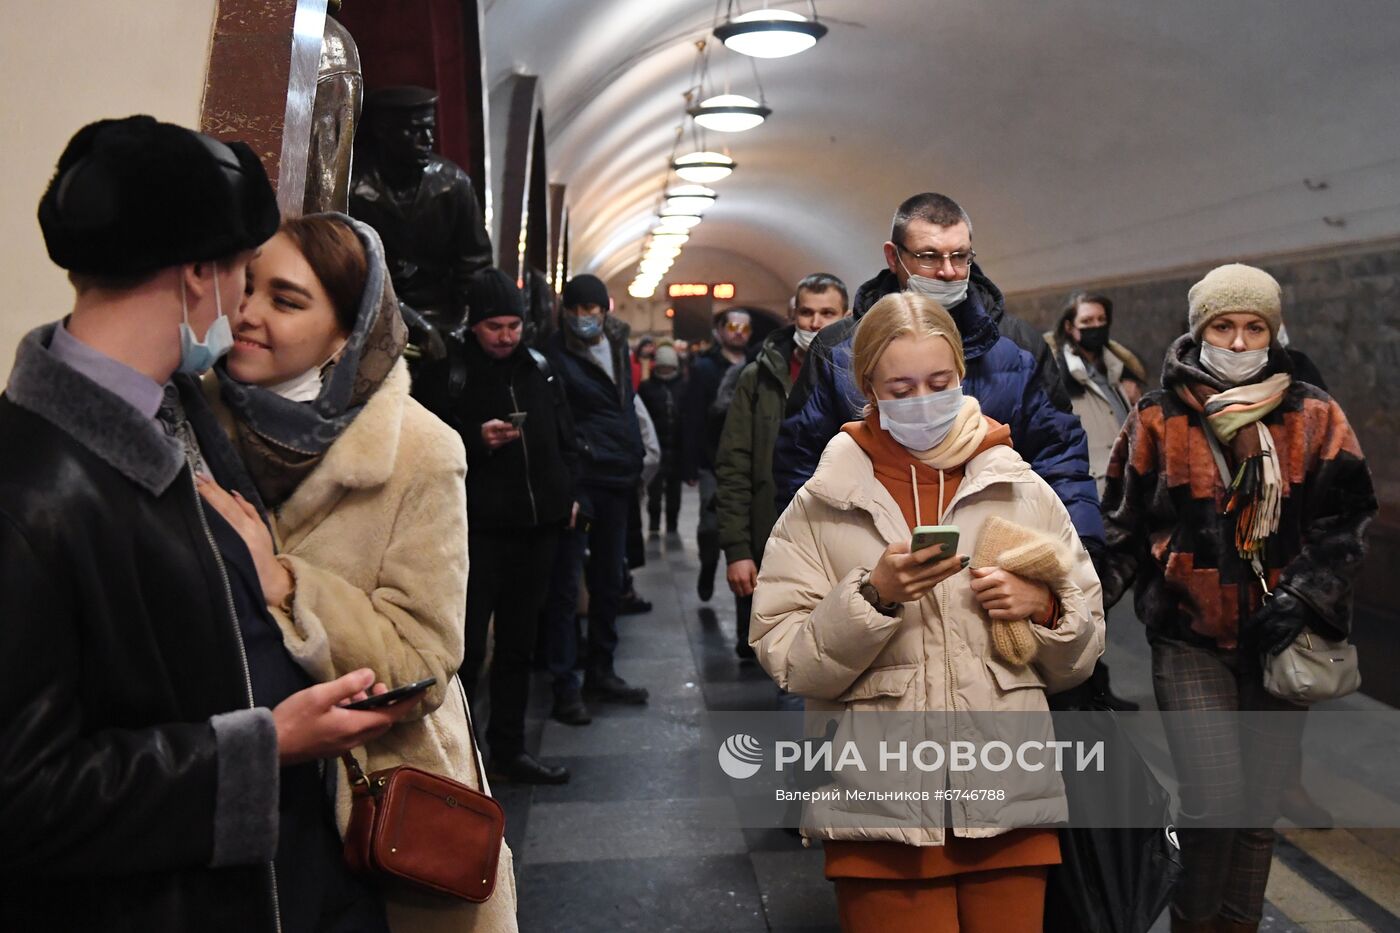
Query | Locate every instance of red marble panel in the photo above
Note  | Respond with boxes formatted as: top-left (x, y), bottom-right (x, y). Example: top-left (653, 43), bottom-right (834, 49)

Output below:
top-left (202, 0), bottom-right (298, 191)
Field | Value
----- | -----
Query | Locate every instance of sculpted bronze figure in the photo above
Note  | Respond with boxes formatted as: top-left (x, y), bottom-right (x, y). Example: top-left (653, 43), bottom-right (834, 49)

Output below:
top-left (349, 86), bottom-right (493, 335)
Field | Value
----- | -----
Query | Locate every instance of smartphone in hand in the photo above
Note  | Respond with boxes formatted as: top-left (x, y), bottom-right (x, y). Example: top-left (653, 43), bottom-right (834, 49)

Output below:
top-left (508, 411), bottom-right (528, 428)
top-left (343, 676), bottom-right (437, 710)
top-left (911, 525), bottom-right (959, 561)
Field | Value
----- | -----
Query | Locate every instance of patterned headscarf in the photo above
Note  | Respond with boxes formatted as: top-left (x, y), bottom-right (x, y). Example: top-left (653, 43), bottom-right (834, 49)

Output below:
top-left (215, 213), bottom-right (407, 507)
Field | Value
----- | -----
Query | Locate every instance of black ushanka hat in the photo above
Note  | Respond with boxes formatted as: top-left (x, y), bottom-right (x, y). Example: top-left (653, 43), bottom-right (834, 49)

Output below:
top-left (38, 115), bottom-right (280, 277)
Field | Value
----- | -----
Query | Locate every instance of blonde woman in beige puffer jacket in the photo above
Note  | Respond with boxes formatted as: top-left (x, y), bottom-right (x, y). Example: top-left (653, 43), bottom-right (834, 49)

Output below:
top-left (750, 293), bottom-right (1104, 931)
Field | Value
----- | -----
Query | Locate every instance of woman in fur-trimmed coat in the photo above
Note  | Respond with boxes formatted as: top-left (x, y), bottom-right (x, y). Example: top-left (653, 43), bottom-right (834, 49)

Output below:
top-left (1099, 263), bottom-right (1376, 933)
top-left (197, 214), bottom-right (517, 933)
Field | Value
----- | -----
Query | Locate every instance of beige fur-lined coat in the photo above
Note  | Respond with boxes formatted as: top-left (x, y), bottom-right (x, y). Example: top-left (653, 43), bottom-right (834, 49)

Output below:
top-left (210, 359), bottom-right (517, 933)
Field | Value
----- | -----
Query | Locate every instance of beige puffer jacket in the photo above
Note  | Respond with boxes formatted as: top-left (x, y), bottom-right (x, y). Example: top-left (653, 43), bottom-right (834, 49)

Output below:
top-left (751, 432), bottom-right (1104, 847)
top-left (212, 360), bottom-right (518, 933)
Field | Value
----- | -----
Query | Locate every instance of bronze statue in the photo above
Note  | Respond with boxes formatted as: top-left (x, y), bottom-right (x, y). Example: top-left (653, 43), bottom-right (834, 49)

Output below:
top-left (349, 86), bottom-right (493, 335)
top-left (303, 3), bottom-right (362, 215)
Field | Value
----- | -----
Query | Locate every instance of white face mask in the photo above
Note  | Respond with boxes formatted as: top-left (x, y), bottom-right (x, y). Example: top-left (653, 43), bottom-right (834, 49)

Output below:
top-left (793, 326), bottom-right (817, 351)
top-left (264, 342), bottom-right (347, 403)
top-left (877, 387), bottom-right (964, 451)
top-left (1199, 341), bottom-right (1269, 385)
top-left (898, 254), bottom-right (969, 308)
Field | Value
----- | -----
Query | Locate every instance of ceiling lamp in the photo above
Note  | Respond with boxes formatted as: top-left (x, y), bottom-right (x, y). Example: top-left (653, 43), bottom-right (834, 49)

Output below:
top-left (657, 211), bottom-right (704, 230)
top-left (645, 243), bottom-right (684, 259)
top-left (715, 8), bottom-right (828, 59)
top-left (672, 150), bottom-right (736, 184)
top-left (640, 259), bottom-right (675, 277)
top-left (663, 184), bottom-right (717, 215)
top-left (628, 281), bottom-right (657, 299)
top-left (650, 228), bottom-right (691, 243)
top-left (689, 93), bottom-right (771, 133)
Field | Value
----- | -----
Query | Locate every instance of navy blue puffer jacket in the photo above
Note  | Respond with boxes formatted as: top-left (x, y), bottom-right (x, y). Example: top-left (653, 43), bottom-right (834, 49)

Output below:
top-left (773, 265), bottom-right (1105, 547)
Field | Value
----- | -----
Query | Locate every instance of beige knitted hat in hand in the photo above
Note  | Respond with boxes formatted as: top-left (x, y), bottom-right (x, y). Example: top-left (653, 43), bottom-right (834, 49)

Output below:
top-left (1187, 263), bottom-right (1283, 339)
top-left (971, 517), bottom-right (1072, 668)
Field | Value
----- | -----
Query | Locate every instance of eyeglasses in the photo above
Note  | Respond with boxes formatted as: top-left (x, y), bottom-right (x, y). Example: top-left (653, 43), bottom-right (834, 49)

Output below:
top-left (897, 243), bottom-right (976, 273)
top-left (724, 322), bottom-right (752, 334)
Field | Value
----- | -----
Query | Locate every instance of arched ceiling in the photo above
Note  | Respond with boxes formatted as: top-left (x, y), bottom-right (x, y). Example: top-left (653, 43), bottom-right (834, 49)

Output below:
top-left (483, 0), bottom-right (1400, 296)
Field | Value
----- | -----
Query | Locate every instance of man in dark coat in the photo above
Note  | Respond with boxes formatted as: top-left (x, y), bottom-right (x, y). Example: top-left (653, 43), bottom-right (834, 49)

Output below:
top-left (717, 274), bottom-right (848, 658)
top-left (773, 193), bottom-right (1103, 557)
top-left (454, 269), bottom-right (579, 784)
top-left (681, 308), bottom-right (753, 600)
top-left (637, 342), bottom-right (686, 533)
top-left (0, 116), bottom-right (411, 932)
top-left (541, 274), bottom-right (650, 723)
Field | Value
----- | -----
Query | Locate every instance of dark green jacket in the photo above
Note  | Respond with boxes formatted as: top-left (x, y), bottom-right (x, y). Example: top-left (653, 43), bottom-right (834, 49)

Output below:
top-left (716, 326), bottom-right (798, 565)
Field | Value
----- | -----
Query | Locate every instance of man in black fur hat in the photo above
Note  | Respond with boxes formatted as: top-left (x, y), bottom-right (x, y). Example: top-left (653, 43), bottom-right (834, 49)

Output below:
top-left (0, 115), bottom-right (415, 931)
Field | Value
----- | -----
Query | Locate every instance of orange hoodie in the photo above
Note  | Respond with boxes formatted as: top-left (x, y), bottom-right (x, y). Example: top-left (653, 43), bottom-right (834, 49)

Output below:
top-left (842, 412), bottom-right (1012, 532)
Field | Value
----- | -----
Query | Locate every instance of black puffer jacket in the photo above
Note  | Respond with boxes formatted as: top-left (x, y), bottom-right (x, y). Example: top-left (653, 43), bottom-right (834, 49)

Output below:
top-left (638, 373), bottom-right (684, 461)
top-left (680, 343), bottom-right (740, 480)
top-left (0, 327), bottom-right (280, 931)
top-left (544, 316), bottom-right (644, 494)
top-left (452, 336), bottom-right (581, 529)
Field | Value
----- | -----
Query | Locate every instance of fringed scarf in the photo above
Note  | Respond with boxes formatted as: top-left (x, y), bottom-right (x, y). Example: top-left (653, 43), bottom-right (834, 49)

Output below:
top-left (1175, 366), bottom-right (1292, 569)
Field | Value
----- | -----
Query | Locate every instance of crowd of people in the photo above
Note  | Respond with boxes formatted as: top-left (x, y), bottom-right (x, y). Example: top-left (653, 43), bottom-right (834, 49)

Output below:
top-left (0, 115), bottom-right (1378, 933)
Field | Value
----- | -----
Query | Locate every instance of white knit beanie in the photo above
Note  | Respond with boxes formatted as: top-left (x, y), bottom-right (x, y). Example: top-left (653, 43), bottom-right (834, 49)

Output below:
top-left (1187, 263), bottom-right (1283, 338)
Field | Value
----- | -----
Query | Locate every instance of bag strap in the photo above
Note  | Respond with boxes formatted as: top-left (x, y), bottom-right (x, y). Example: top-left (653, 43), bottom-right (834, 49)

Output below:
top-left (456, 675), bottom-right (489, 790)
top-left (339, 676), bottom-right (489, 791)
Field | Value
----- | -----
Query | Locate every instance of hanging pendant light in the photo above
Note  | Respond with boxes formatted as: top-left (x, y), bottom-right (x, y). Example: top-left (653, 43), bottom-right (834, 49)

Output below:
top-left (645, 242), bottom-right (684, 259)
top-left (628, 281), bottom-right (658, 299)
top-left (650, 227), bottom-right (692, 242)
top-left (657, 210), bottom-right (704, 230)
top-left (672, 150), bottom-right (736, 184)
top-left (663, 184), bottom-right (717, 215)
top-left (688, 94), bottom-right (771, 133)
top-left (715, 8), bottom-right (828, 59)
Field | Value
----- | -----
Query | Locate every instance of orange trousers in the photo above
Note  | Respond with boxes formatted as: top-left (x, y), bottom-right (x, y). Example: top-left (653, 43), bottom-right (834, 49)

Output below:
top-left (833, 865), bottom-right (1047, 933)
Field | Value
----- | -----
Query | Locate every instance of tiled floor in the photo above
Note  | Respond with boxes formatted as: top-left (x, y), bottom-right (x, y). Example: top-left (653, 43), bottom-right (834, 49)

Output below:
top-left (477, 493), bottom-right (1400, 932)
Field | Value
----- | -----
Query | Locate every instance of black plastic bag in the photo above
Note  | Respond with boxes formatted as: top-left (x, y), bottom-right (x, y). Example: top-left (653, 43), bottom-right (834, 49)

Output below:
top-left (1043, 707), bottom-right (1183, 933)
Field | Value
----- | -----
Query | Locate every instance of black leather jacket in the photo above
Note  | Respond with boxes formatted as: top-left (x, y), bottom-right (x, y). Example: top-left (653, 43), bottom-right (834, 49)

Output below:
top-left (0, 327), bottom-right (280, 931)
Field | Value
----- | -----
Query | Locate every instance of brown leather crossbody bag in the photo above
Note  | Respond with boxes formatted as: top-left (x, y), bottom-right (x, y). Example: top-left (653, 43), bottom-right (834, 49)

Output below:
top-left (340, 684), bottom-right (505, 902)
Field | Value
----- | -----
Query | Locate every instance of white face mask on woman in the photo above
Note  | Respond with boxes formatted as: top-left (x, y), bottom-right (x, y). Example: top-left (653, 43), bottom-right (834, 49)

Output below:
top-left (264, 342), bottom-right (347, 403)
top-left (877, 387), bottom-right (964, 451)
top-left (1199, 342), bottom-right (1269, 385)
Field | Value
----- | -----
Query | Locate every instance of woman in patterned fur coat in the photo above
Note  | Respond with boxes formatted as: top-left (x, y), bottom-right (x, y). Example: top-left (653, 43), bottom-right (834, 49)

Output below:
top-left (1099, 263), bottom-right (1377, 933)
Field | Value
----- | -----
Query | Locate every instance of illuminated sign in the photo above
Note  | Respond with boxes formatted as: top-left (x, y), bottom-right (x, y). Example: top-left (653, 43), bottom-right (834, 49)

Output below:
top-left (668, 283), bottom-right (709, 298)
top-left (712, 282), bottom-right (736, 300)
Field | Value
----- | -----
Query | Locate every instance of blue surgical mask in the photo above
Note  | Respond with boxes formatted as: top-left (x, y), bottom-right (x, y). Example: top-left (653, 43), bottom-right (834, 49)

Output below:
top-left (177, 263), bottom-right (234, 374)
top-left (877, 387), bottom-right (964, 451)
top-left (566, 313), bottom-right (603, 341)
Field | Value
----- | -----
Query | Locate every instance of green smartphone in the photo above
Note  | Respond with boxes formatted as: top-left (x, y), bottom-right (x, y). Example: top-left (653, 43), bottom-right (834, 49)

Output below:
top-left (911, 525), bottom-right (959, 561)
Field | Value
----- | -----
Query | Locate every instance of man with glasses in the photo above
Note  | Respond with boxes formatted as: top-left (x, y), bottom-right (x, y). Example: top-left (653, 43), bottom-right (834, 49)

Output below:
top-left (774, 191), bottom-right (1104, 580)
top-left (682, 308), bottom-right (754, 601)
